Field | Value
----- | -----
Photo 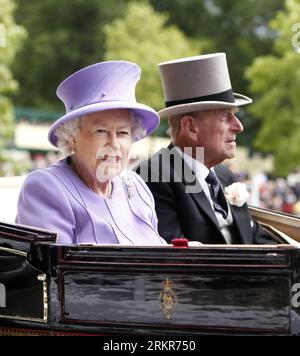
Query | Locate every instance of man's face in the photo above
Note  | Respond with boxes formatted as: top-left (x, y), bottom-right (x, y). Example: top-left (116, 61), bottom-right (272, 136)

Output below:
top-left (193, 108), bottom-right (243, 167)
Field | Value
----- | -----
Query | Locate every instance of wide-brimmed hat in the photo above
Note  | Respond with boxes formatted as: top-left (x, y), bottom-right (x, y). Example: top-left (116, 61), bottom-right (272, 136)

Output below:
top-left (158, 53), bottom-right (252, 118)
top-left (48, 60), bottom-right (160, 147)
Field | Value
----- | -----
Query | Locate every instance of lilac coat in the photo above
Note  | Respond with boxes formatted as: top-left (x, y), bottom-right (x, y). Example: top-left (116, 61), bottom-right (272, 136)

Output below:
top-left (16, 158), bottom-right (166, 246)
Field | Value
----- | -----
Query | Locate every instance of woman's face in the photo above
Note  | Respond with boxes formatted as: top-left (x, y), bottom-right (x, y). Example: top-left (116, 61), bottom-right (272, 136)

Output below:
top-left (72, 109), bottom-right (133, 183)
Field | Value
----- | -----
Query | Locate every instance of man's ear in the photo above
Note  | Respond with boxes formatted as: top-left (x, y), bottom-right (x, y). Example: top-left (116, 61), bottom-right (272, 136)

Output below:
top-left (181, 115), bottom-right (198, 140)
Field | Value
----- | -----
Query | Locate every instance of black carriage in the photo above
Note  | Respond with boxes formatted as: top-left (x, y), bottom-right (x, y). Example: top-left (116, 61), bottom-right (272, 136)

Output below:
top-left (1, 207), bottom-right (300, 336)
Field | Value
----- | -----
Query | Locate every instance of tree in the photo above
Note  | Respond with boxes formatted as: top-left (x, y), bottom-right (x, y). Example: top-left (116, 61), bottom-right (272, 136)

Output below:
top-left (13, 0), bottom-right (129, 110)
top-left (0, 0), bottom-right (26, 146)
top-left (246, 0), bottom-right (300, 176)
top-left (104, 1), bottom-right (200, 136)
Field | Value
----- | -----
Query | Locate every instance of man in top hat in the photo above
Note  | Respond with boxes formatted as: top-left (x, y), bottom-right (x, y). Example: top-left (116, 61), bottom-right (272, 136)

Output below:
top-left (136, 53), bottom-right (275, 244)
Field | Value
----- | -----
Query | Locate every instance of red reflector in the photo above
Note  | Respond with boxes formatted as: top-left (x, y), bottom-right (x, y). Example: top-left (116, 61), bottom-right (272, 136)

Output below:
top-left (171, 238), bottom-right (189, 248)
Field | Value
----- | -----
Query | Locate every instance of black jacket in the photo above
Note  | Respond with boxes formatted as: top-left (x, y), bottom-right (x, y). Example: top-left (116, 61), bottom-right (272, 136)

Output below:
top-left (135, 144), bottom-right (275, 244)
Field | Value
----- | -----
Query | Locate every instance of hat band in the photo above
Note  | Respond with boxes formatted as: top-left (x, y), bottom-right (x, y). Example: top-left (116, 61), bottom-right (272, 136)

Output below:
top-left (165, 88), bottom-right (235, 107)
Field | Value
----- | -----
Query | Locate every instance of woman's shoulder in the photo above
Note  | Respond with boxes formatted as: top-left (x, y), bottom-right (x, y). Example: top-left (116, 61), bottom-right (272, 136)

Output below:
top-left (23, 160), bottom-right (68, 190)
top-left (26, 158), bottom-right (69, 181)
top-left (20, 171), bottom-right (56, 201)
top-left (24, 169), bottom-right (54, 185)
top-left (21, 165), bottom-right (73, 207)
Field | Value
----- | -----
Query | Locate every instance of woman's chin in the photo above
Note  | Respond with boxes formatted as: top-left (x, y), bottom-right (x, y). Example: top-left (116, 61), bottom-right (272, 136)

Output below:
top-left (96, 165), bottom-right (122, 182)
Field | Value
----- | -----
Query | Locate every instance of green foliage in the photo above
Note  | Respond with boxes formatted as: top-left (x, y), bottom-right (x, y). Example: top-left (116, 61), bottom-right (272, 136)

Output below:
top-left (271, 0), bottom-right (300, 54)
top-left (104, 1), bottom-right (200, 114)
top-left (13, 0), bottom-right (129, 110)
top-left (0, 0), bottom-right (26, 146)
top-left (246, 0), bottom-right (300, 176)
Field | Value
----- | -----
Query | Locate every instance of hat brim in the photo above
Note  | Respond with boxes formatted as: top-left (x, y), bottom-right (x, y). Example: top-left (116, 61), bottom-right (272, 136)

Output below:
top-left (48, 101), bottom-right (160, 147)
top-left (158, 93), bottom-right (252, 118)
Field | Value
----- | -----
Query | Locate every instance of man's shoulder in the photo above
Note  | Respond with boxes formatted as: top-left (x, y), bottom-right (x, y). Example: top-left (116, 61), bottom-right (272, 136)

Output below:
top-left (134, 145), bottom-right (173, 179)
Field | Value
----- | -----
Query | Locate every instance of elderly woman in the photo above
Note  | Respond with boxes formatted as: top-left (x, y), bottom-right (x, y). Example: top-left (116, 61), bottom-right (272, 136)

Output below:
top-left (16, 60), bottom-right (166, 246)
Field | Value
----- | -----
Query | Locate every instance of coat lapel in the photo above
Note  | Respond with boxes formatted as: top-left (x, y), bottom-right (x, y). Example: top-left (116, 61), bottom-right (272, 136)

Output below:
top-left (230, 206), bottom-right (252, 244)
top-left (216, 167), bottom-right (252, 244)
top-left (168, 145), bottom-right (221, 232)
top-left (187, 186), bottom-right (222, 232)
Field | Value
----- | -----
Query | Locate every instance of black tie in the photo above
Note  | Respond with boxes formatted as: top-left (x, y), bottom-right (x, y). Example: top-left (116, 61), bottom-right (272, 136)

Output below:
top-left (205, 170), bottom-right (228, 219)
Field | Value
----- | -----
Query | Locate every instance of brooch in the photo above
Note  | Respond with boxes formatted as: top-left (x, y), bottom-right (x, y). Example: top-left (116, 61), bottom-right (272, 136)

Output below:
top-left (119, 172), bottom-right (134, 199)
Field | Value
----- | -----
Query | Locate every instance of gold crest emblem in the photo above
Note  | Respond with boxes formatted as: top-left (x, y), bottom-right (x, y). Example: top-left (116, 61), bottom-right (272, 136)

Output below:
top-left (158, 279), bottom-right (178, 319)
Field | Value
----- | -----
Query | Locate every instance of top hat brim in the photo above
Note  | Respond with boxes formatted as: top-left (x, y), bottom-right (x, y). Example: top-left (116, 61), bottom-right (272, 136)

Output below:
top-left (158, 93), bottom-right (252, 118)
top-left (48, 101), bottom-right (160, 147)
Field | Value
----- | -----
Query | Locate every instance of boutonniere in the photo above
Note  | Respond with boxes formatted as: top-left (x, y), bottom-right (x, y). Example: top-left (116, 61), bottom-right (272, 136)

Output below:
top-left (119, 172), bottom-right (134, 199)
top-left (224, 182), bottom-right (250, 207)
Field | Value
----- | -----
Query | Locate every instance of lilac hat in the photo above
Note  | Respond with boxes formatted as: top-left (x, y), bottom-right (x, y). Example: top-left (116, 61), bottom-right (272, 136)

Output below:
top-left (48, 60), bottom-right (160, 147)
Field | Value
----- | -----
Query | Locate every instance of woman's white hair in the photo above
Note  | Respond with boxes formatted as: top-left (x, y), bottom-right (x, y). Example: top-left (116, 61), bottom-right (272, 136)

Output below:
top-left (55, 117), bottom-right (82, 156)
top-left (54, 111), bottom-right (146, 156)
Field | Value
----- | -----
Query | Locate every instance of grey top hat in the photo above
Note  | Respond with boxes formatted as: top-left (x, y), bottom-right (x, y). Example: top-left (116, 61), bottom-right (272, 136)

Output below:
top-left (158, 53), bottom-right (252, 118)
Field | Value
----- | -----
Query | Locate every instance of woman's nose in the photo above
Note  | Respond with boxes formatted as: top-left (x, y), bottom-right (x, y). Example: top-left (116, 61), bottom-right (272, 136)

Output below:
top-left (108, 132), bottom-right (121, 149)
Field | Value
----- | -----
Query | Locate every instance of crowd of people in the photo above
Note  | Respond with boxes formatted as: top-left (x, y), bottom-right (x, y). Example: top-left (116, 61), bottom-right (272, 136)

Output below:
top-left (232, 168), bottom-right (300, 216)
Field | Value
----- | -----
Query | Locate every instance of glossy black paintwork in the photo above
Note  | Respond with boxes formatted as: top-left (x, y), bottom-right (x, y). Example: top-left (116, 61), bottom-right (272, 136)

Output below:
top-left (1, 221), bottom-right (300, 336)
top-left (0, 221), bottom-right (56, 253)
top-left (0, 251), bottom-right (44, 320)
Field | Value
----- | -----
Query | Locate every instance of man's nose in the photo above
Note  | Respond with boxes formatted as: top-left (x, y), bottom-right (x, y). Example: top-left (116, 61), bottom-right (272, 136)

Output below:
top-left (232, 115), bottom-right (243, 133)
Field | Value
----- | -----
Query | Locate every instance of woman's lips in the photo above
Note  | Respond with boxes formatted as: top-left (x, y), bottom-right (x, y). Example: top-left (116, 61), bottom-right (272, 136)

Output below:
top-left (99, 155), bottom-right (121, 163)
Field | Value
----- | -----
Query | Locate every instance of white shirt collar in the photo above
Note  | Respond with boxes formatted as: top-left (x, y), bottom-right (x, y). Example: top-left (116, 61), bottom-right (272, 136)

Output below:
top-left (174, 146), bottom-right (233, 243)
top-left (174, 146), bottom-right (210, 182)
